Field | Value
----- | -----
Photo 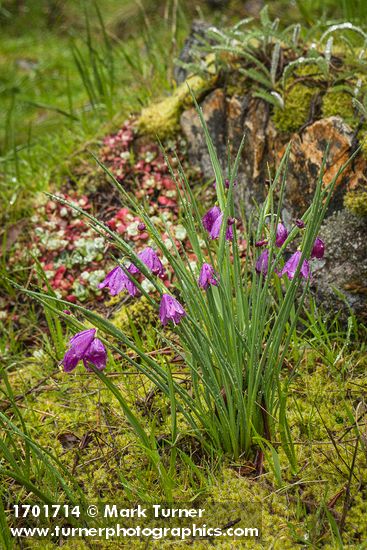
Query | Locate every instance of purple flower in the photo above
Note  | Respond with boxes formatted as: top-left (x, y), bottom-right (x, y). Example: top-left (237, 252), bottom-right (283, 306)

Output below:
top-left (159, 294), bottom-right (186, 326)
top-left (255, 239), bottom-right (268, 248)
top-left (202, 206), bottom-right (233, 241)
top-left (62, 329), bottom-right (107, 373)
top-left (82, 338), bottom-right (107, 372)
top-left (275, 223), bottom-right (288, 247)
top-left (279, 251), bottom-right (310, 280)
top-left (311, 237), bottom-right (325, 259)
top-left (296, 219), bottom-right (305, 228)
top-left (138, 222), bottom-right (146, 231)
top-left (255, 249), bottom-right (269, 275)
top-left (202, 206), bottom-right (221, 232)
top-left (139, 247), bottom-right (165, 276)
top-left (99, 266), bottom-right (138, 297)
top-left (198, 263), bottom-right (219, 290)
top-left (128, 247), bottom-right (165, 277)
top-left (126, 262), bottom-right (139, 275)
top-left (224, 219), bottom-right (234, 241)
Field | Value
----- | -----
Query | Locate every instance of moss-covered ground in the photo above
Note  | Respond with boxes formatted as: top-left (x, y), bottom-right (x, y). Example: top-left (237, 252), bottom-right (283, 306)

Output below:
top-left (3, 299), bottom-right (367, 548)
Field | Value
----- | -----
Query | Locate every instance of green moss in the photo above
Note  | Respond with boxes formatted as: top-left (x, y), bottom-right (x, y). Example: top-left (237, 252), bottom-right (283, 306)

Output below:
top-left (4, 288), bottom-right (367, 547)
top-left (359, 129), bottom-right (367, 158)
top-left (273, 65), bottom-right (323, 133)
top-left (207, 469), bottom-right (294, 549)
top-left (138, 72), bottom-right (215, 138)
top-left (5, 340), bottom-right (367, 548)
top-left (111, 296), bottom-right (157, 332)
top-left (344, 190), bottom-right (367, 216)
top-left (322, 90), bottom-right (356, 125)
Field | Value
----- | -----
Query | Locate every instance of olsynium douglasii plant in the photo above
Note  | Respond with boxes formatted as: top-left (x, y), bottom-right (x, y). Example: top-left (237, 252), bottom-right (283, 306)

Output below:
top-left (18, 99), bottom-right (352, 474)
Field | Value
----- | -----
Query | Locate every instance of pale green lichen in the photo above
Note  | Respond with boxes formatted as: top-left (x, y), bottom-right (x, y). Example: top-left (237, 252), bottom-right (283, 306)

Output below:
top-left (138, 72), bottom-right (215, 138)
top-left (344, 190), bottom-right (367, 216)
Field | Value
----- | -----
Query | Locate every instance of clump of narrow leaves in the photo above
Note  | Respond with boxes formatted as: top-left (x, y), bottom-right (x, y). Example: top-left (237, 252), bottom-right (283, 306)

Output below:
top-left (22, 97), bottom-right (351, 470)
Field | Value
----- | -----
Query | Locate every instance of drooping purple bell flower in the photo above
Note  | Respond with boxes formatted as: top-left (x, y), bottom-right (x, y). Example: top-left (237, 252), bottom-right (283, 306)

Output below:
top-left (255, 249), bottom-right (269, 275)
top-left (224, 219), bottom-right (234, 241)
top-left (202, 206), bottom-right (233, 241)
top-left (311, 237), bottom-right (325, 259)
top-left (275, 223), bottom-right (288, 247)
top-left (62, 329), bottom-right (107, 373)
top-left (98, 266), bottom-right (138, 297)
top-left (159, 294), bottom-right (186, 326)
top-left (82, 338), bottom-right (107, 372)
top-left (202, 206), bottom-right (221, 232)
top-left (210, 212), bottom-right (234, 240)
top-left (126, 262), bottom-right (139, 275)
top-left (139, 247), bottom-right (165, 276)
top-left (295, 219), bottom-right (305, 228)
top-left (128, 247), bottom-right (165, 277)
top-left (198, 263), bottom-right (219, 290)
top-left (279, 251), bottom-right (310, 280)
top-left (255, 239), bottom-right (268, 247)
